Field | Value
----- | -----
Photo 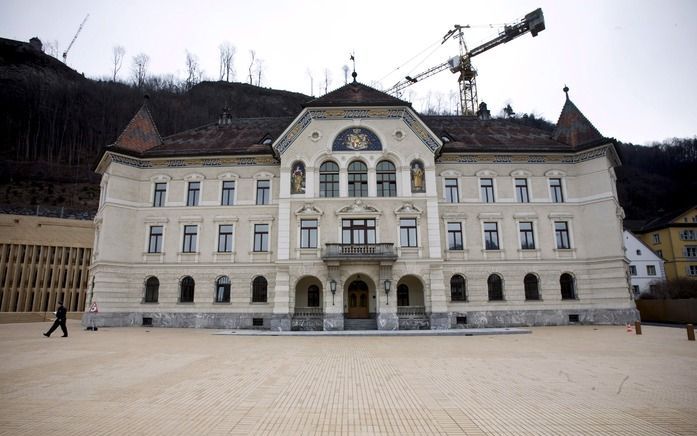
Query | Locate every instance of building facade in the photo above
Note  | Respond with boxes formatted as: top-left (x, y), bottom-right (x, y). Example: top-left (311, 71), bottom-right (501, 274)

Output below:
top-left (637, 206), bottom-right (697, 281)
top-left (623, 230), bottom-right (665, 298)
top-left (0, 214), bottom-right (93, 313)
top-left (84, 82), bottom-right (637, 330)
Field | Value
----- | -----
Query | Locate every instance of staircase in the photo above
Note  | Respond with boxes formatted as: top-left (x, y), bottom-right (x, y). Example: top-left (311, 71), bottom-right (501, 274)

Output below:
top-left (343, 317), bottom-right (377, 330)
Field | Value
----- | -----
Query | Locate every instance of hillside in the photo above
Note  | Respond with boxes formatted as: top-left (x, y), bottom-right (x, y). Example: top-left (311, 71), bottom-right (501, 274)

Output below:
top-left (0, 37), bottom-right (695, 220)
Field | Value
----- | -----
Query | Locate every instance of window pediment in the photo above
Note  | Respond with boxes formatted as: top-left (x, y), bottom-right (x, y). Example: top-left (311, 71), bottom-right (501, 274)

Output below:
top-left (184, 173), bottom-right (204, 181)
top-left (440, 170), bottom-right (461, 177)
top-left (510, 169), bottom-right (532, 177)
top-left (217, 172), bottom-right (239, 180)
top-left (545, 169), bottom-right (567, 177)
top-left (150, 174), bottom-right (171, 182)
top-left (336, 199), bottom-right (381, 216)
top-left (394, 203), bottom-right (423, 217)
top-left (295, 203), bottom-right (323, 217)
top-left (476, 169), bottom-right (497, 177)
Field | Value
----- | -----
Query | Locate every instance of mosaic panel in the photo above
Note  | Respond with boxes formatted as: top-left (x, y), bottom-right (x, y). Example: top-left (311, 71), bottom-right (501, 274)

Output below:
top-left (332, 127), bottom-right (382, 152)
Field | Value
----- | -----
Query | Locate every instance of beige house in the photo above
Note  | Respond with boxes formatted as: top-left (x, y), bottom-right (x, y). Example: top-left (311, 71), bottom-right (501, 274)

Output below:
top-left (84, 82), bottom-right (637, 330)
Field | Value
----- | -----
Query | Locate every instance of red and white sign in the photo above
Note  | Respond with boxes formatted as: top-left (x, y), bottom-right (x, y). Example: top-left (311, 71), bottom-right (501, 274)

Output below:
top-left (88, 302), bottom-right (99, 313)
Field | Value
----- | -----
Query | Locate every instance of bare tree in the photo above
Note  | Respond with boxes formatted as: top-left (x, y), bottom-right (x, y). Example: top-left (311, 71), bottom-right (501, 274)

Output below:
top-left (306, 69), bottom-right (314, 96)
top-left (44, 40), bottom-right (60, 59)
top-left (253, 57), bottom-right (264, 86)
top-left (218, 42), bottom-right (236, 82)
top-left (131, 53), bottom-right (150, 88)
top-left (248, 50), bottom-right (256, 84)
top-left (322, 68), bottom-right (332, 94)
top-left (112, 46), bottom-right (125, 82)
top-left (342, 65), bottom-right (349, 85)
top-left (184, 50), bottom-right (203, 90)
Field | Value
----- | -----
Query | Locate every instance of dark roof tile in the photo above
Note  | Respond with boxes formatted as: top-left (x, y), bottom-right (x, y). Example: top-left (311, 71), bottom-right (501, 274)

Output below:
top-left (304, 81), bottom-right (410, 108)
top-left (552, 94), bottom-right (603, 147)
top-left (111, 102), bottom-right (162, 152)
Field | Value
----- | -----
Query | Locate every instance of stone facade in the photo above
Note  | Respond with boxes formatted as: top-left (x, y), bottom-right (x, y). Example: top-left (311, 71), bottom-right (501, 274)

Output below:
top-left (86, 82), bottom-right (638, 330)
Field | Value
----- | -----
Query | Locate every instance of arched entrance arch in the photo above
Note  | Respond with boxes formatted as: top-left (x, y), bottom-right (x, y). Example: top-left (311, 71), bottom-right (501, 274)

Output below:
top-left (344, 274), bottom-right (375, 319)
top-left (396, 275), bottom-right (426, 309)
top-left (294, 276), bottom-right (323, 312)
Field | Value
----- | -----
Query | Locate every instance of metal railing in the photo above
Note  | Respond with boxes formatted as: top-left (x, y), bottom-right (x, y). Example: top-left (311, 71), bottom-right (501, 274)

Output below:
top-left (322, 243), bottom-right (397, 260)
top-left (397, 306), bottom-right (426, 317)
top-left (293, 307), bottom-right (324, 317)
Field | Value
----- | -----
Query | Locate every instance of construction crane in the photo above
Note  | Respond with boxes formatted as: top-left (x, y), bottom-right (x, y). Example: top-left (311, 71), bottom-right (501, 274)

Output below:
top-left (386, 8), bottom-right (545, 116)
top-left (62, 14), bottom-right (89, 64)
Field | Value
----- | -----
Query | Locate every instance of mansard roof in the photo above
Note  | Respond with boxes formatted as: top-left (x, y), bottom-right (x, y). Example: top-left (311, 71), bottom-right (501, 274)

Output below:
top-left (111, 101), bottom-right (163, 153)
top-left (423, 116), bottom-right (572, 153)
top-left (142, 117), bottom-right (294, 157)
top-left (551, 91), bottom-right (604, 148)
top-left (304, 80), bottom-right (410, 108)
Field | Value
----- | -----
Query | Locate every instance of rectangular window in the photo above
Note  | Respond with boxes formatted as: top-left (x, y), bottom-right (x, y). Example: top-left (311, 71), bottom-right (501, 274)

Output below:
top-left (515, 178), bottom-right (529, 203)
top-left (445, 178), bottom-right (459, 203)
top-left (253, 224), bottom-right (269, 252)
top-left (690, 265), bottom-right (697, 276)
top-left (632, 285), bottom-right (640, 296)
top-left (221, 181), bottom-right (235, 206)
top-left (686, 246), bottom-right (697, 257)
top-left (682, 230), bottom-right (697, 240)
top-left (555, 221), bottom-right (571, 249)
top-left (646, 265), bottom-right (656, 276)
top-left (217, 225), bottom-right (233, 253)
top-left (182, 225), bottom-right (197, 253)
top-left (148, 226), bottom-right (163, 253)
top-left (656, 249), bottom-right (663, 258)
top-left (629, 265), bottom-right (637, 276)
top-left (300, 219), bottom-right (318, 249)
top-left (153, 183), bottom-right (166, 207)
top-left (483, 222), bottom-right (499, 250)
top-left (447, 222), bottom-right (463, 250)
top-left (399, 218), bottom-right (418, 247)
top-left (480, 178), bottom-right (495, 203)
top-left (342, 219), bottom-right (376, 245)
top-left (550, 178), bottom-right (564, 203)
top-left (652, 233), bottom-right (660, 244)
top-left (186, 182), bottom-right (200, 206)
top-left (519, 222), bottom-right (535, 250)
top-left (256, 180), bottom-right (270, 205)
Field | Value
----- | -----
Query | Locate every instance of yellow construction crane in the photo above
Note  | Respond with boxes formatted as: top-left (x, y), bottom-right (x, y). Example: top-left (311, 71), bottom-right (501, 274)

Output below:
top-left (62, 14), bottom-right (90, 64)
top-left (387, 9), bottom-right (545, 116)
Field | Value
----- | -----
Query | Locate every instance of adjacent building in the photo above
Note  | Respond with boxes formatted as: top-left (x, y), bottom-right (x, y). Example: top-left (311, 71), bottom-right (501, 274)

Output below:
top-left (636, 205), bottom-right (697, 281)
top-left (623, 230), bottom-right (665, 298)
top-left (0, 214), bottom-right (93, 313)
top-left (83, 81), bottom-right (637, 330)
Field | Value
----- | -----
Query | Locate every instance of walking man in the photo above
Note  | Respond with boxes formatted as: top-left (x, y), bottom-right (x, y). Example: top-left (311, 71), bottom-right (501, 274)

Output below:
top-left (43, 300), bottom-right (68, 337)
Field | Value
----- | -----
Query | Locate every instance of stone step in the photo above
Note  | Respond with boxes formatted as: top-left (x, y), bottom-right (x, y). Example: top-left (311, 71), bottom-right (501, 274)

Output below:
top-left (344, 318), bottom-right (378, 330)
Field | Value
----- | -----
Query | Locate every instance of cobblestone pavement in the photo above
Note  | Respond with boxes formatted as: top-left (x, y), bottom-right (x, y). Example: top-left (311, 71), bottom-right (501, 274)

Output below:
top-left (1, 322), bottom-right (695, 435)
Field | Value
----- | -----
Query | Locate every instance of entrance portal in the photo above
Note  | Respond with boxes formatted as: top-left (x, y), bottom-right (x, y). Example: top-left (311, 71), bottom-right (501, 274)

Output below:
top-left (346, 280), bottom-right (369, 319)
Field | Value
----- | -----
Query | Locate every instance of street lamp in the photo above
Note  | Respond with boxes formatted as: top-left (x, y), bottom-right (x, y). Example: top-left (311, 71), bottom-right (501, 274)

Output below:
top-left (330, 279), bottom-right (337, 305)
top-left (384, 279), bottom-right (391, 305)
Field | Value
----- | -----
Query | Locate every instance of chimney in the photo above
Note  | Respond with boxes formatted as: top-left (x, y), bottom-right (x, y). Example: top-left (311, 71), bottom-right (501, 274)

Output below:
top-left (218, 107), bottom-right (233, 126)
top-left (477, 102), bottom-right (491, 120)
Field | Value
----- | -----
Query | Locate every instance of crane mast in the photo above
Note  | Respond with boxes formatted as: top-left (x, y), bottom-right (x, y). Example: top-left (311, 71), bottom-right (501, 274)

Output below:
top-left (387, 8), bottom-right (545, 116)
top-left (62, 14), bottom-right (90, 64)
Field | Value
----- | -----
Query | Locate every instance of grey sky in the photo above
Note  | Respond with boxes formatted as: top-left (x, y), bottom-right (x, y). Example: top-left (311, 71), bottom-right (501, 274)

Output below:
top-left (2, 0), bottom-right (695, 144)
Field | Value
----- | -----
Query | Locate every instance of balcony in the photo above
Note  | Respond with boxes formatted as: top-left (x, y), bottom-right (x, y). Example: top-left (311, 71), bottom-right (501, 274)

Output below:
top-left (322, 243), bottom-right (397, 262)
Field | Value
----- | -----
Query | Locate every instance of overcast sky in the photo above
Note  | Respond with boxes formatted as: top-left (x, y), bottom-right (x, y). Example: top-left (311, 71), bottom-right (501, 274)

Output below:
top-left (2, 0), bottom-right (695, 144)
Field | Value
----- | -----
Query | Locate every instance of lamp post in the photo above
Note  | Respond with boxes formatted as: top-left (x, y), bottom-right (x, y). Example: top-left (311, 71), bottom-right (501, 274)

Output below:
top-left (330, 279), bottom-right (337, 306)
top-left (384, 279), bottom-right (391, 305)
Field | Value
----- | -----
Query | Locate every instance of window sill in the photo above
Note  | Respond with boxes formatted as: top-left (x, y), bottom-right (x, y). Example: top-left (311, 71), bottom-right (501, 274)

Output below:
top-left (482, 249), bottom-right (505, 260)
top-left (553, 248), bottom-right (576, 259)
top-left (250, 302), bottom-right (270, 305)
top-left (141, 301), bottom-right (159, 305)
top-left (142, 252), bottom-right (165, 263)
top-left (450, 300), bottom-right (468, 303)
top-left (177, 252), bottom-right (200, 263)
top-left (177, 302), bottom-right (195, 305)
top-left (213, 301), bottom-right (231, 305)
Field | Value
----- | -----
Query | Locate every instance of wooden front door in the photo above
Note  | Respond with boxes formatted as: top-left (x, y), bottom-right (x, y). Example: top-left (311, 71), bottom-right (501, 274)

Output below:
top-left (347, 280), bottom-right (369, 319)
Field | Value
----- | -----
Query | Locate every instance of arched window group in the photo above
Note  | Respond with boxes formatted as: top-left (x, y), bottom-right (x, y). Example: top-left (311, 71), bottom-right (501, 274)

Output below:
top-left (142, 275), bottom-right (271, 304)
top-left (318, 159), bottom-right (401, 198)
top-left (448, 273), bottom-right (575, 302)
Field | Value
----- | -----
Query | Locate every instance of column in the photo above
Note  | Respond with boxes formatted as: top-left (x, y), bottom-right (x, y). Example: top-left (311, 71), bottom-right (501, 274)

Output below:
top-left (377, 262), bottom-right (398, 330)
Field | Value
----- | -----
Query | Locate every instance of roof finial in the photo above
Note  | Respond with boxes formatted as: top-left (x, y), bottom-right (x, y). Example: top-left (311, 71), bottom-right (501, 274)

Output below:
top-left (563, 84), bottom-right (569, 100)
top-left (350, 52), bottom-right (357, 82)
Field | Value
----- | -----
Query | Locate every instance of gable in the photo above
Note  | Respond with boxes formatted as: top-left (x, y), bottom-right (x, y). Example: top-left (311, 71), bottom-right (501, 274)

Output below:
top-left (273, 107), bottom-right (441, 156)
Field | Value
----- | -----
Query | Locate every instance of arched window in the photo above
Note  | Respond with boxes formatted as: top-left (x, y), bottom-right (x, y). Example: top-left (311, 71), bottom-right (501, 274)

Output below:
top-left (348, 161), bottom-right (368, 197)
top-left (487, 274), bottom-right (503, 301)
top-left (560, 273), bottom-right (575, 300)
top-left (319, 161), bottom-right (339, 198)
top-left (252, 276), bottom-right (268, 303)
top-left (450, 275), bottom-right (466, 301)
top-left (307, 285), bottom-right (320, 307)
top-left (376, 160), bottom-right (396, 197)
top-left (215, 276), bottom-right (231, 303)
top-left (180, 276), bottom-right (195, 303)
top-left (397, 284), bottom-right (410, 306)
top-left (145, 277), bottom-right (159, 303)
top-left (524, 274), bottom-right (540, 301)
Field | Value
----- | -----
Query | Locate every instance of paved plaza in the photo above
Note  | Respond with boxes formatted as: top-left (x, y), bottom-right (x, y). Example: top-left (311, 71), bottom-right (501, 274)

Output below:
top-left (0, 321), bottom-right (696, 435)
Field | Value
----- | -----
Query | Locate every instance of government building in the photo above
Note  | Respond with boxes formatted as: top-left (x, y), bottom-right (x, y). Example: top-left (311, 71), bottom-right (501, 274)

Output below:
top-left (84, 80), bottom-right (638, 330)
